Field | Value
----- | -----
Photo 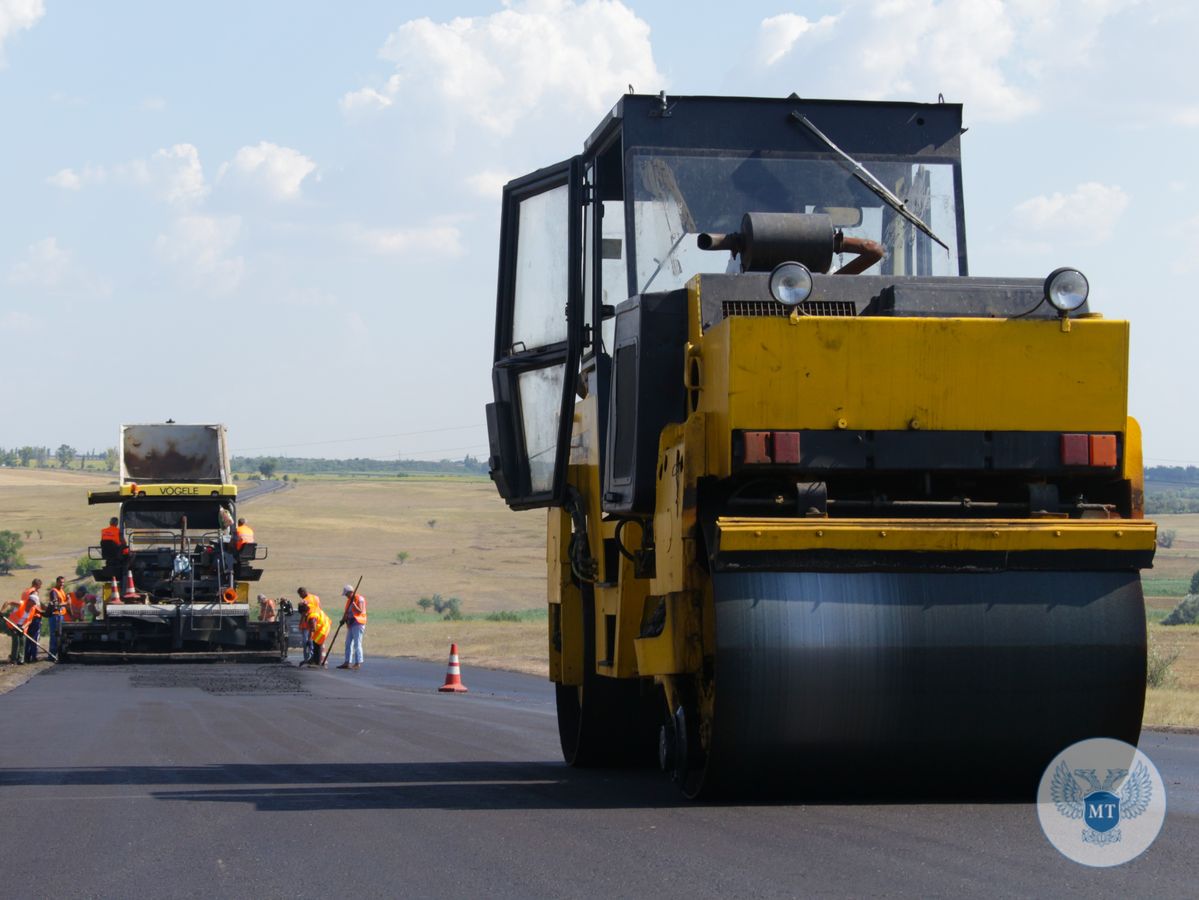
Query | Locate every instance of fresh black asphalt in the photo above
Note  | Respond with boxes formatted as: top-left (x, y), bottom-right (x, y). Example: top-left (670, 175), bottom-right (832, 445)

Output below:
top-left (0, 657), bottom-right (1194, 898)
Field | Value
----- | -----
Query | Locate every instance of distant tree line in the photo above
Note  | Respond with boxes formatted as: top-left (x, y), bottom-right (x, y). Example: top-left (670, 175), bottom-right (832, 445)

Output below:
top-left (232, 453), bottom-right (488, 477)
top-left (1145, 466), bottom-right (1199, 515)
top-left (0, 445), bottom-right (118, 470)
top-left (1, 443), bottom-right (486, 478)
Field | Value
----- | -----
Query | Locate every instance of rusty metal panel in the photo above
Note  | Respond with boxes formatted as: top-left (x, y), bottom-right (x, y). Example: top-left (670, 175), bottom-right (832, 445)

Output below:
top-left (120, 423), bottom-right (229, 484)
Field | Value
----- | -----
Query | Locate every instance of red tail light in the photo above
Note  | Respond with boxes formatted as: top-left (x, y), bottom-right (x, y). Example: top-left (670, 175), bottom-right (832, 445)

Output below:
top-left (739, 431), bottom-right (801, 465)
top-left (1061, 433), bottom-right (1118, 467)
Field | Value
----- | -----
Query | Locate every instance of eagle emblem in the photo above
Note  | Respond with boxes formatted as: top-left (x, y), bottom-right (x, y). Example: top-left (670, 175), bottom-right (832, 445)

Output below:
top-left (1051, 760), bottom-right (1154, 846)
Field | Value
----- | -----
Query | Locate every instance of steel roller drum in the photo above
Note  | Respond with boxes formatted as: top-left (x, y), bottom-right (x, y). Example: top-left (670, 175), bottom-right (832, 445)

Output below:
top-left (706, 570), bottom-right (1146, 795)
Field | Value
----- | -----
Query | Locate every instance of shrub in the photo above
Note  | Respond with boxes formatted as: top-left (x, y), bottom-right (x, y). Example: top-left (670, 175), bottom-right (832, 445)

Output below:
top-left (1147, 638), bottom-right (1181, 688)
top-left (0, 530), bottom-right (26, 570)
top-left (486, 610), bottom-right (522, 622)
top-left (395, 551), bottom-right (409, 565)
top-left (417, 593), bottom-right (461, 620)
top-left (1190, 570), bottom-right (1199, 595)
top-left (1157, 529), bottom-right (1177, 549)
top-left (1162, 594), bottom-right (1199, 626)
top-left (427, 519), bottom-right (437, 529)
top-left (75, 555), bottom-right (102, 580)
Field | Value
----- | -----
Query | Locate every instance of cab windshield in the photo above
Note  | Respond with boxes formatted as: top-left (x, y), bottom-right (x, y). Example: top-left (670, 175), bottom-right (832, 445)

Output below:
top-left (629, 150), bottom-right (963, 293)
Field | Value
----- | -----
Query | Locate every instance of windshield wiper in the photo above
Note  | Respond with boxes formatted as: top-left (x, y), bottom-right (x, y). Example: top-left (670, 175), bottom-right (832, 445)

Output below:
top-left (789, 111), bottom-right (949, 251)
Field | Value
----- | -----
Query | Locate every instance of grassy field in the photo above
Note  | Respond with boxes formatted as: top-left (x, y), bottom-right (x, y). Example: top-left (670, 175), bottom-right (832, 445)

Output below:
top-left (4, 469), bottom-right (1199, 724)
top-left (1142, 514), bottom-right (1199, 725)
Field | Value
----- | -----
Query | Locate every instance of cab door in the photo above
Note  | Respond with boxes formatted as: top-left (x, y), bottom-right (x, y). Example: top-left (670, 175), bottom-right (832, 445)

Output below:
top-left (486, 158), bottom-right (583, 510)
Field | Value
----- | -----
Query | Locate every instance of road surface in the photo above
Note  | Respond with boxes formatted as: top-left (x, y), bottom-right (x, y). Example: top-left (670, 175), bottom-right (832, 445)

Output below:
top-left (0, 658), bottom-right (1193, 898)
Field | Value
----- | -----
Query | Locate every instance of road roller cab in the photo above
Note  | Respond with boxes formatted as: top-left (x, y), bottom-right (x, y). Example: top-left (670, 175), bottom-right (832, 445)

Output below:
top-left (485, 94), bottom-right (1155, 797)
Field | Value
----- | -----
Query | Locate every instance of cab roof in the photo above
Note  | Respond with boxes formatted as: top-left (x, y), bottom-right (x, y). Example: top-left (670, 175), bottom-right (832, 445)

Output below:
top-left (585, 93), bottom-right (964, 162)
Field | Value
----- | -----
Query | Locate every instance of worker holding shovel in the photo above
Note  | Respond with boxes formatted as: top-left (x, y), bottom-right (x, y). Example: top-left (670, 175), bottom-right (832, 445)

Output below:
top-left (2, 599), bottom-right (23, 665)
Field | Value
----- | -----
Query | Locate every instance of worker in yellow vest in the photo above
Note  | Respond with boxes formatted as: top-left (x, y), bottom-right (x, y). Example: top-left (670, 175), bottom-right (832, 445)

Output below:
top-left (297, 601), bottom-right (330, 667)
top-left (296, 588), bottom-right (320, 661)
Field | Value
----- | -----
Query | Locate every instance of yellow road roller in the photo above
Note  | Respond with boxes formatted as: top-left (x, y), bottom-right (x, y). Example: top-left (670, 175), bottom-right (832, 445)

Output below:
top-left (485, 94), bottom-right (1155, 797)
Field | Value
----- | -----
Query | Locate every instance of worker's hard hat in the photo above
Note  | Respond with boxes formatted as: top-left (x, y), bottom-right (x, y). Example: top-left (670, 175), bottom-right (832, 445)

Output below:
top-left (343, 584), bottom-right (354, 594)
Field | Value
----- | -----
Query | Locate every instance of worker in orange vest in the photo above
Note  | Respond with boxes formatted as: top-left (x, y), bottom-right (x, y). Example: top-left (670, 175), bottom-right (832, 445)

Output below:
top-left (337, 583), bottom-right (367, 670)
top-left (234, 518), bottom-right (255, 550)
top-left (19, 579), bottom-right (44, 663)
top-left (47, 575), bottom-right (69, 657)
top-left (100, 517), bottom-right (121, 545)
top-left (100, 516), bottom-right (129, 558)
top-left (6, 580), bottom-right (43, 664)
top-left (297, 601), bottom-right (330, 666)
top-left (67, 587), bottom-right (89, 623)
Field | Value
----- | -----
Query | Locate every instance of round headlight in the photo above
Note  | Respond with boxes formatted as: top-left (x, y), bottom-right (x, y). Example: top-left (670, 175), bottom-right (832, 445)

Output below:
top-left (1044, 267), bottom-right (1089, 313)
top-left (769, 262), bottom-right (813, 307)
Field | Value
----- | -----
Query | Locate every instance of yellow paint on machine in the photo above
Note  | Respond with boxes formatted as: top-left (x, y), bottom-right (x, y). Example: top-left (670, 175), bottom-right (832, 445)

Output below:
top-left (695, 310), bottom-right (1130, 475)
top-left (121, 483), bottom-right (237, 498)
top-left (715, 517), bottom-right (1158, 553)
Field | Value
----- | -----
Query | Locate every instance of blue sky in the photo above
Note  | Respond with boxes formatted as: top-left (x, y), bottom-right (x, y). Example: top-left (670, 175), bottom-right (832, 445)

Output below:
top-left (2, 1), bottom-right (1196, 464)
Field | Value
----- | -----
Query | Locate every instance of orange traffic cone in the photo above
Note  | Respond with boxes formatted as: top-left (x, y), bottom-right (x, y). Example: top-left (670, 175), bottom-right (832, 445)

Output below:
top-left (122, 570), bottom-right (139, 600)
top-left (438, 643), bottom-right (469, 693)
top-left (109, 576), bottom-right (122, 605)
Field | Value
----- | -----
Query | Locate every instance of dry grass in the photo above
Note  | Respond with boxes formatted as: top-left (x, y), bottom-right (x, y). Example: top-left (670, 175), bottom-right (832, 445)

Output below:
top-left (363, 620), bottom-right (547, 676)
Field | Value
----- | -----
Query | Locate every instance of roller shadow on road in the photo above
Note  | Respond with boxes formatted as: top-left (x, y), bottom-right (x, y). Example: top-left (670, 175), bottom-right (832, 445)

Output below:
top-left (0, 761), bottom-right (1034, 810)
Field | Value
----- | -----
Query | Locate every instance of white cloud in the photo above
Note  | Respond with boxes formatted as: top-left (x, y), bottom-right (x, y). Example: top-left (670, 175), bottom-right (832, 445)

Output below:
top-left (1171, 107), bottom-right (1199, 127)
top-left (350, 223), bottom-right (464, 258)
top-left (346, 1), bottom-right (663, 135)
top-left (340, 85), bottom-right (393, 114)
top-left (757, 0), bottom-right (1137, 123)
top-left (7, 236), bottom-right (112, 297)
top-left (1012, 182), bottom-right (1130, 242)
top-left (46, 163), bottom-right (107, 190)
top-left (466, 169), bottom-right (514, 199)
top-left (0, 0), bottom-right (44, 65)
top-left (217, 142), bottom-right (317, 200)
top-left (47, 147), bottom-right (206, 203)
top-left (0, 310), bottom-right (38, 333)
top-left (125, 143), bottom-right (208, 206)
top-left (155, 214), bottom-right (244, 293)
top-left (47, 168), bottom-right (81, 190)
top-left (7, 236), bottom-right (68, 287)
top-left (758, 13), bottom-right (838, 67)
